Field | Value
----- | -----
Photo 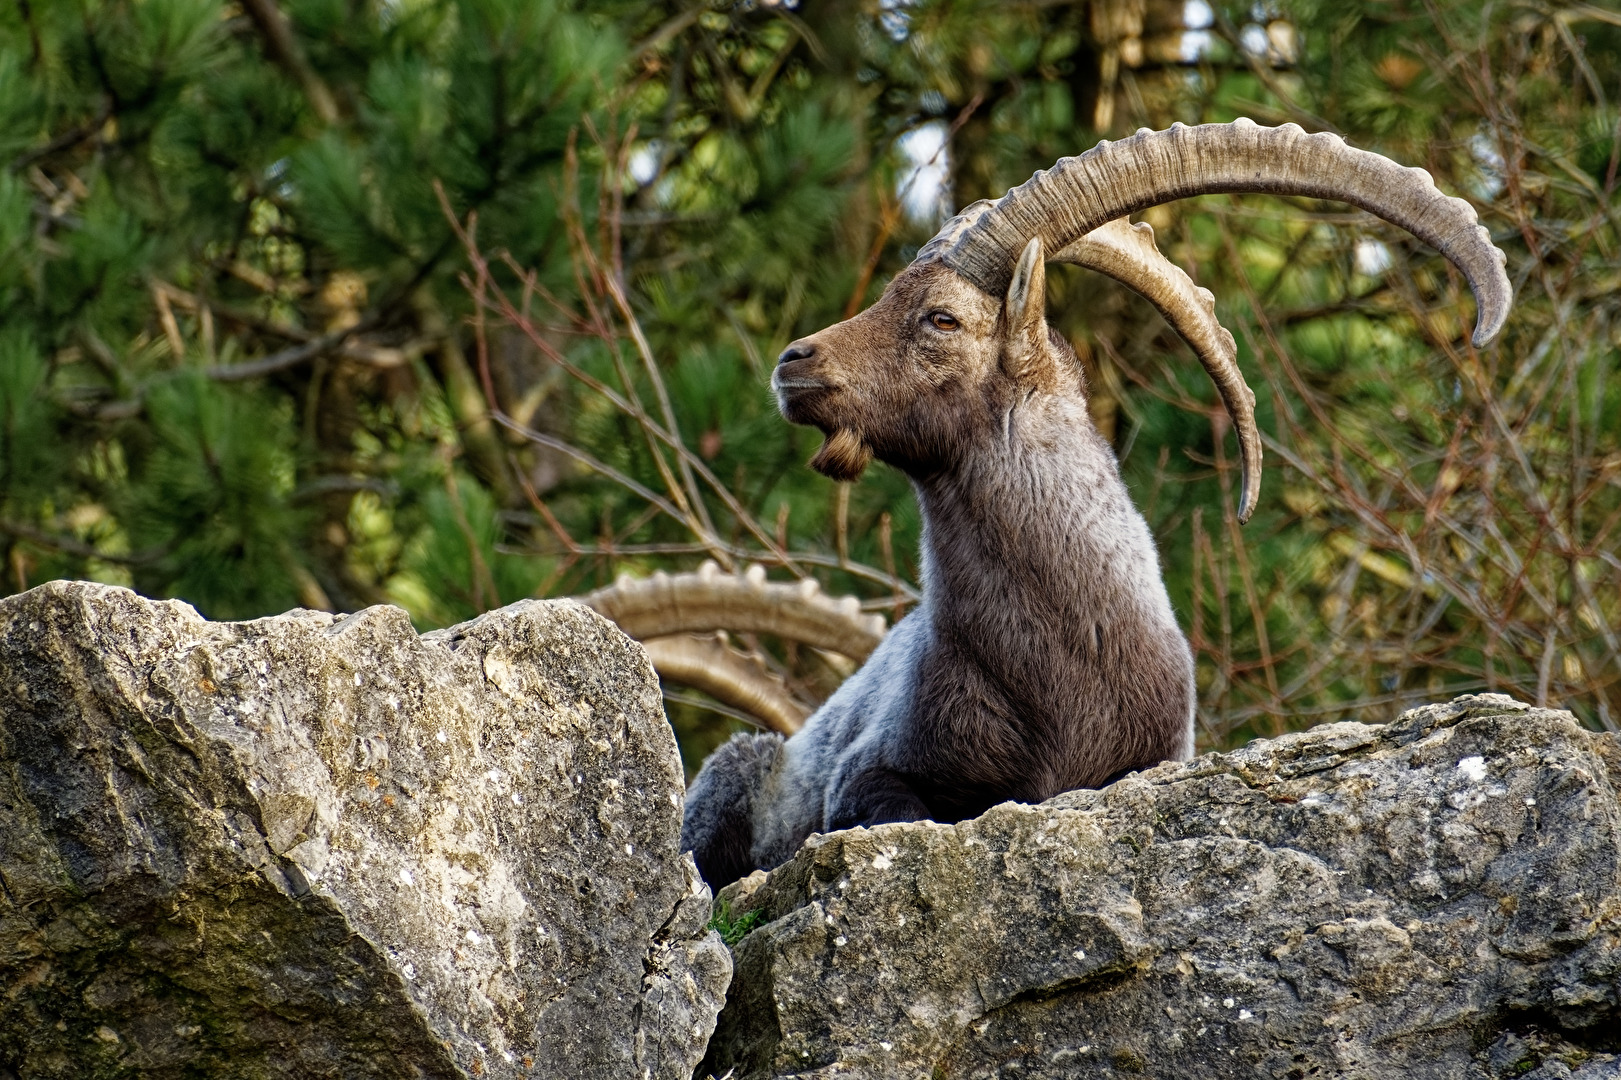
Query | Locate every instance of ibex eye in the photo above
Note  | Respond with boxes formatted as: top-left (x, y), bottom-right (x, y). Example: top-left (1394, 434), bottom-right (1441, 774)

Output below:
top-left (928, 312), bottom-right (959, 331)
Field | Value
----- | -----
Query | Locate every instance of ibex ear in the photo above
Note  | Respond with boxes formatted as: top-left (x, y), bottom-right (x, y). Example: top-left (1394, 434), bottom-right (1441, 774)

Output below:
top-left (1002, 236), bottom-right (1051, 383)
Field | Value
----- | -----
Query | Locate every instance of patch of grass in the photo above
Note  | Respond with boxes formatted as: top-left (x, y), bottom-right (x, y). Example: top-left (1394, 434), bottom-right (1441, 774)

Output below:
top-left (707, 899), bottom-right (764, 946)
top-left (1113, 1048), bottom-right (1147, 1072)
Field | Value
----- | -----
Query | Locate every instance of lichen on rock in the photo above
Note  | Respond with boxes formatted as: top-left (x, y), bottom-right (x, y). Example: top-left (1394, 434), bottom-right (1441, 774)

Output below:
top-left (701, 694), bottom-right (1621, 1079)
top-left (0, 581), bottom-right (729, 1079)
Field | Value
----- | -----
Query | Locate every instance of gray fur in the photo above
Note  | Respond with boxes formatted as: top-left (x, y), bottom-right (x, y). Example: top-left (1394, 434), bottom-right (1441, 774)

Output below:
top-left (681, 731), bottom-right (787, 888)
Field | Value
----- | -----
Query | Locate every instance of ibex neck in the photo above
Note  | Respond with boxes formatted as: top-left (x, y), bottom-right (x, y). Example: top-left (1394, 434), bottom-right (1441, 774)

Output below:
top-left (895, 393), bottom-right (1193, 797)
top-left (912, 395), bottom-right (1180, 653)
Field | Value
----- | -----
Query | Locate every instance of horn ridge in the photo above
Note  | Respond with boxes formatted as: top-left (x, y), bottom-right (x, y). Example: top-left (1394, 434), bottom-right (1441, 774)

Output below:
top-left (1053, 218), bottom-right (1263, 522)
top-left (933, 119), bottom-right (1510, 348)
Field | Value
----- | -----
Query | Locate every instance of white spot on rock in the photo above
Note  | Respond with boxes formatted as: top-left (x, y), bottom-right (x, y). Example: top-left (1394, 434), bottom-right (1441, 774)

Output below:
top-left (399, 868), bottom-right (414, 886)
top-left (402, 962), bottom-right (416, 980)
top-left (483, 649), bottom-right (523, 697)
top-left (872, 853), bottom-right (892, 870)
top-left (1239, 1009), bottom-right (1254, 1020)
top-left (466, 929), bottom-right (481, 944)
top-left (1073, 949), bottom-right (1087, 961)
top-left (1223, 997), bottom-right (1235, 1008)
top-left (436, 730), bottom-right (448, 744)
top-left (1457, 756), bottom-right (1488, 782)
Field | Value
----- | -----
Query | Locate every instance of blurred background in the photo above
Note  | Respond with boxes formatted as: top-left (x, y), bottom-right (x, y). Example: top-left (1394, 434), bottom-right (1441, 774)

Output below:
top-left (2, 0), bottom-right (1617, 772)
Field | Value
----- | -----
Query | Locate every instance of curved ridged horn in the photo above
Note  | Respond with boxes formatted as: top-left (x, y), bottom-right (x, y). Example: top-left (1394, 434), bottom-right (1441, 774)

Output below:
top-left (1053, 218), bottom-right (1261, 522)
top-left (579, 561), bottom-right (887, 661)
top-left (936, 119), bottom-right (1511, 348)
top-left (641, 634), bottom-right (810, 735)
top-left (578, 562), bottom-right (888, 732)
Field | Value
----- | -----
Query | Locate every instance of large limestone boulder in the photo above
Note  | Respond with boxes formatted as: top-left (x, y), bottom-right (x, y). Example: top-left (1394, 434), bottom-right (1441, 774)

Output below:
top-left (0, 581), bottom-right (730, 1079)
top-left (703, 695), bottom-right (1621, 1079)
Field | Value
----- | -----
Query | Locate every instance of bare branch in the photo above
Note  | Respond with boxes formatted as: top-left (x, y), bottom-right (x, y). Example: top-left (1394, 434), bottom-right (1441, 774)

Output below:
top-left (238, 0), bottom-right (339, 124)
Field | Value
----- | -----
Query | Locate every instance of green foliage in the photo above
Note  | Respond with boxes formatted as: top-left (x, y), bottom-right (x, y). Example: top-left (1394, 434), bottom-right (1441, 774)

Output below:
top-left (706, 898), bottom-right (763, 947)
top-left (390, 469), bottom-right (554, 628)
top-left (125, 374), bottom-right (305, 618)
top-left (1147, 0), bottom-right (1621, 738)
top-left (0, 330), bottom-right (57, 512)
top-left (3, 0), bottom-right (1616, 769)
top-left (0, 0), bottom-right (618, 616)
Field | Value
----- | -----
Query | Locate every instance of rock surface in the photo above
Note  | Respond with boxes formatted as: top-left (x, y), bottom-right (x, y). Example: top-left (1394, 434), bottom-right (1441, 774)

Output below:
top-left (703, 695), bottom-right (1621, 1079)
top-left (0, 581), bottom-right (730, 1079)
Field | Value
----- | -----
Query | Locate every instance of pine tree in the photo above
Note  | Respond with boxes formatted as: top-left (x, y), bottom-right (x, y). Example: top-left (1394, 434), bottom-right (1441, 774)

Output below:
top-left (0, 0), bottom-right (618, 619)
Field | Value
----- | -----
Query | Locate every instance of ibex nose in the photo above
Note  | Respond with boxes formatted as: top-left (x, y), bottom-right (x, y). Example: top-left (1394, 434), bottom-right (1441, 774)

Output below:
top-left (777, 342), bottom-right (815, 366)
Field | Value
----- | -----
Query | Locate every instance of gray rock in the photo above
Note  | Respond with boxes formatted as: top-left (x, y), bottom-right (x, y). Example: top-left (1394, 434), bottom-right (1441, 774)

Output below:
top-left (0, 581), bottom-right (729, 1079)
top-left (702, 694), bottom-right (1621, 1079)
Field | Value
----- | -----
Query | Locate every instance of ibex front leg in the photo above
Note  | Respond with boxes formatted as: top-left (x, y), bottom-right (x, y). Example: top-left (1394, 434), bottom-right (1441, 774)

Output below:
top-left (681, 732), bottom-right (786, 888)
top-left (825, 755), bottom-right (931, 831)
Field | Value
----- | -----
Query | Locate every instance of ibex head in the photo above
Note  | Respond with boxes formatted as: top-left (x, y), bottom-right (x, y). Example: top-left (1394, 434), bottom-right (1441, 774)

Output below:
top-left (778, 243), bottom-right (1082, 483)
top-left (774, 253), bottom-right (1064, 482)
top-left (775, 119), bottom-right (1511, 521)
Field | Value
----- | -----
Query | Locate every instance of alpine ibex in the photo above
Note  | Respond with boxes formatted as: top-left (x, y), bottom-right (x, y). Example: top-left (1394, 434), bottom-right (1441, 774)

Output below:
top-left (681, 120), bottom-right (1511, 887)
